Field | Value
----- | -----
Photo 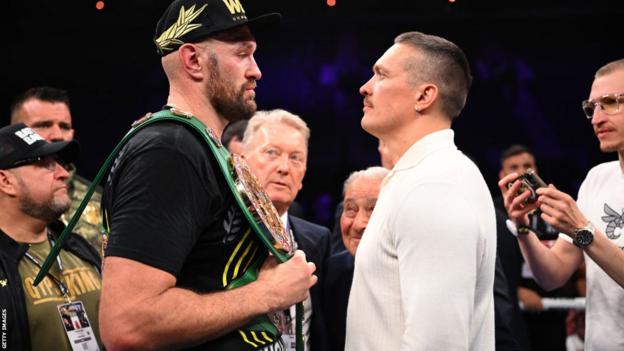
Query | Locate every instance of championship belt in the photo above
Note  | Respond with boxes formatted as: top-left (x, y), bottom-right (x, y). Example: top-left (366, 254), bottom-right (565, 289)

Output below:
top-left (35, 108), bottom-right (304, 350)
top-left (231, 153), bottom-right (294, 260)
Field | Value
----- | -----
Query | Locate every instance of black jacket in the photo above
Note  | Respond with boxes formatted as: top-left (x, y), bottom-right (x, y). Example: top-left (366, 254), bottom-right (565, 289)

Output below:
top-left (322, 250), bottom-right (354, 351)
top-left (0, 220), bottom-right (101, 351)
top-left (288, 215), bottom-right (331, 351)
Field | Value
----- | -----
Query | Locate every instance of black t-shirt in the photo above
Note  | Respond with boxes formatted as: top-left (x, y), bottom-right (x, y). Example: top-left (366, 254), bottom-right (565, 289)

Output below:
top-left (102, 121), bottom-right (282, 350)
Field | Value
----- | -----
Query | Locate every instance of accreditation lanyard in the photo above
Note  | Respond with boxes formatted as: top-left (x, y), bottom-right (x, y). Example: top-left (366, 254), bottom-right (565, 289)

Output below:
top-left (23, 233), bottom-right (71, 303)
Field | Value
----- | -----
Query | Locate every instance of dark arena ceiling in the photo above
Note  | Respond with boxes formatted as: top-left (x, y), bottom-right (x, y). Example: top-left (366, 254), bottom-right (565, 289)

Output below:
top-left (3, 0), bottom-right (623, 225)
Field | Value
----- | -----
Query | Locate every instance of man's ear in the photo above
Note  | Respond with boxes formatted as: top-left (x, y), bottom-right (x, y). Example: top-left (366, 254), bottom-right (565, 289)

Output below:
top-left (178, 43), bottom-right (206, 80)
top-left (414, 84), bottom-right (438, 113)
top-left (0, 170), bottom-right (19, 196)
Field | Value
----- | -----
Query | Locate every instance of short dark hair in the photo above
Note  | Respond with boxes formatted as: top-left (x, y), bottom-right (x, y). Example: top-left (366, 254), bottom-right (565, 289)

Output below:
top-left (10, 87), bottom-right (70, 122)
top-left (500, 144), bottom-right (533, 165)
top-left (222, 120), bottom-right (248, 149)
top-left (394, 31), bottom-right (472, 119)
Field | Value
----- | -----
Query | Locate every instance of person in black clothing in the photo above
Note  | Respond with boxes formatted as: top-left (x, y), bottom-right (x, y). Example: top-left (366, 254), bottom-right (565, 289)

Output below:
top-left (10, 86), bottom-right (104, 252)
top-left (323, 166), bottom-right (388, 351)
top-left (222, 119), bottom-right (248, 155)
top-left (0, 123), bottom-right (102, 351)
top-left (98, 1), bottom-right (316, 350)
top-left (496, 144), bottom-right (577, 351)
top-left (242, 109), bottom-right (331, 350)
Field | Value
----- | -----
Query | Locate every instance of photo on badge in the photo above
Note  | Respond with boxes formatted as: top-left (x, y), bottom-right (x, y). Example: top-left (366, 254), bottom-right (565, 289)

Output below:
top-left (57, 301), bottom-right (100, 351)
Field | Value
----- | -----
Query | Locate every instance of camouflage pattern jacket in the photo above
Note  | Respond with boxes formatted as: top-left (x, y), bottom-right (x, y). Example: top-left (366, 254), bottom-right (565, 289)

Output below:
top-left (61, 172), bottom-right (103, 254)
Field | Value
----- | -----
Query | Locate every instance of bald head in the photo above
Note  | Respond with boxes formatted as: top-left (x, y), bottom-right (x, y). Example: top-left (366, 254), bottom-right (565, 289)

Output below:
top-left (340, 166), bottom-right (389, 256)
top-left (595, 58), bottom-right (624, 78)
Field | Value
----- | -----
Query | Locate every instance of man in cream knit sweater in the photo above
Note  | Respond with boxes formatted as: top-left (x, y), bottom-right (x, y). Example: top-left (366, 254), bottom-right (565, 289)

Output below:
top-left (345, 31), bottom-right (497, 350)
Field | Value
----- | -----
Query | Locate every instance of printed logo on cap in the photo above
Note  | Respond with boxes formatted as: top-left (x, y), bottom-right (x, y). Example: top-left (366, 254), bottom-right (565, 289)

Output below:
top-left (155, 4), bottom-right (209, 54)
top-left (14, 127), bottom-right (43, 145)
top-left (222, 0), bottom-right (247, 20)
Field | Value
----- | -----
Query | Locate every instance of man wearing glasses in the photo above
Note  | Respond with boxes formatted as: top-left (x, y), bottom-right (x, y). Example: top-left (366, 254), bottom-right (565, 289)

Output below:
top-left (10, 86), bottom-right (103, 252)
top-left (0, 124), bottom-right (102, 351)
top-left (499, 59), bottom-right (624, 351)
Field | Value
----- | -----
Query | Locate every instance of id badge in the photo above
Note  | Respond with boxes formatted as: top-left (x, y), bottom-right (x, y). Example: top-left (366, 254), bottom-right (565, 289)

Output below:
top-left (281, 334), bottom-right (296, 351)
top-left (57, 301), bottom-right (100, 351)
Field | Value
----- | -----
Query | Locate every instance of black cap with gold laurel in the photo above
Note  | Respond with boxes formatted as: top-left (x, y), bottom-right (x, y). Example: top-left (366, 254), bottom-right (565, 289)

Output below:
top-left (154, 0), bottom-right (281, 56)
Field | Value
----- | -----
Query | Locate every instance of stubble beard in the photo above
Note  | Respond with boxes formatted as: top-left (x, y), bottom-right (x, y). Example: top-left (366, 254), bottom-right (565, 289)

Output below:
top-left (17, 178), bottom-right (71, 224)
top-left (596, 132), bottom-right (622, 153)
top-left (600, 141), bottom-right (622, 153)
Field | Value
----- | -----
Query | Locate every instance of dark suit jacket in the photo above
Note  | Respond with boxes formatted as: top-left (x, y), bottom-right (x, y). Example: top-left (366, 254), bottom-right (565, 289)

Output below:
top-left (494, 255), bottom-right (522, 351)
top-left (289, 215), bottom-right (331, 351)
top-left (330, 202), bottom-right (347, 254)
top-left (494, 199), bottom-right (535, 351)
top-left (322, 250), bottom-right (354, 351)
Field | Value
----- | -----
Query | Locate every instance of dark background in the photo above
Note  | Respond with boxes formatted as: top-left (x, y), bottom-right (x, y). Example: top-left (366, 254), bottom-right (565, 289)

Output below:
top-left (3, 0), bottom-right (623, 227)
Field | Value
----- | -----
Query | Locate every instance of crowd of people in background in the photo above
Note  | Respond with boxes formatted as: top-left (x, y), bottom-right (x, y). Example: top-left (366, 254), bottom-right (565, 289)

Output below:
top-left (2, 0), bottom-right (623, 350)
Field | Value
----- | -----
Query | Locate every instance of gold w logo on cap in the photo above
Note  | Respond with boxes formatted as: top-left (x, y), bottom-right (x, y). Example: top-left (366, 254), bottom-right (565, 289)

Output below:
top-left (155, 4), bottom-right (208, 53)
top-left (0, 279), bottom-right (7, 287)
top-left (222, 0), bottom-right (245, 14)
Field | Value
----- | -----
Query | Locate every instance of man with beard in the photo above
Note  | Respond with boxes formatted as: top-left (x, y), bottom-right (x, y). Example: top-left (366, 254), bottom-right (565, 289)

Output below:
top-left (0, 124), bottom-right (102, 351)
top-left (98, 1), bottom-right (316, 350)
top-left (10, 86), bottom-right (103, 252)
top-left (499, 59), bottom-right (624, 350)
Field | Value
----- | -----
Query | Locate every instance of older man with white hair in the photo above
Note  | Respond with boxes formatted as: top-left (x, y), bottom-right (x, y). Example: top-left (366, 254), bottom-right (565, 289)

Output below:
top-left (243, 109), bottom-right (331, 351)
top-left (323, 166), bottom-right (388, 351)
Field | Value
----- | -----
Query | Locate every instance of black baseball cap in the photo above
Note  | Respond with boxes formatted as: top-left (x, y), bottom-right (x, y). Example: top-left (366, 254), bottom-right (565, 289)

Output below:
top-left (0, 124), bottom-right (80, 170)
top-left (154, 0), bottom-right (281, 56)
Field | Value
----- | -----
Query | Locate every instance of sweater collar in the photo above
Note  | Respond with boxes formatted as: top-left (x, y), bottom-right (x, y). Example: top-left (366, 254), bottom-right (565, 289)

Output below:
top-left (383, 129), bottom-right (456, 186)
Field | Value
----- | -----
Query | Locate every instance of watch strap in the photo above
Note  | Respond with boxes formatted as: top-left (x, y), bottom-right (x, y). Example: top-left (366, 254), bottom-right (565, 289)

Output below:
top-left (517, 225), bottom-right (532, 235)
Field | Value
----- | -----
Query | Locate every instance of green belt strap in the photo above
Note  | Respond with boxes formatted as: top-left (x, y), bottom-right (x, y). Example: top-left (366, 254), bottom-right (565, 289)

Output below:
top-left (34, 109), bottom-right (304, 350)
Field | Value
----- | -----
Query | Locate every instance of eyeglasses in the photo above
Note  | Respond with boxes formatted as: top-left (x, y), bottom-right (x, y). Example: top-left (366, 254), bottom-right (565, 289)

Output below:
top-left (12, 155), bottom-right (72, 172)
top-left (581, 93), bottom-right (624, 119)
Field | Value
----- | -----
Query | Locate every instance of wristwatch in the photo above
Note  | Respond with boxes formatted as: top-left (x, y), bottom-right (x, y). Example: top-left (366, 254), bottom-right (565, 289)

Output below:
top-left (517, 225), bottom-right (532, 235)
top-left (573, 222), bottom-right (595, 248)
